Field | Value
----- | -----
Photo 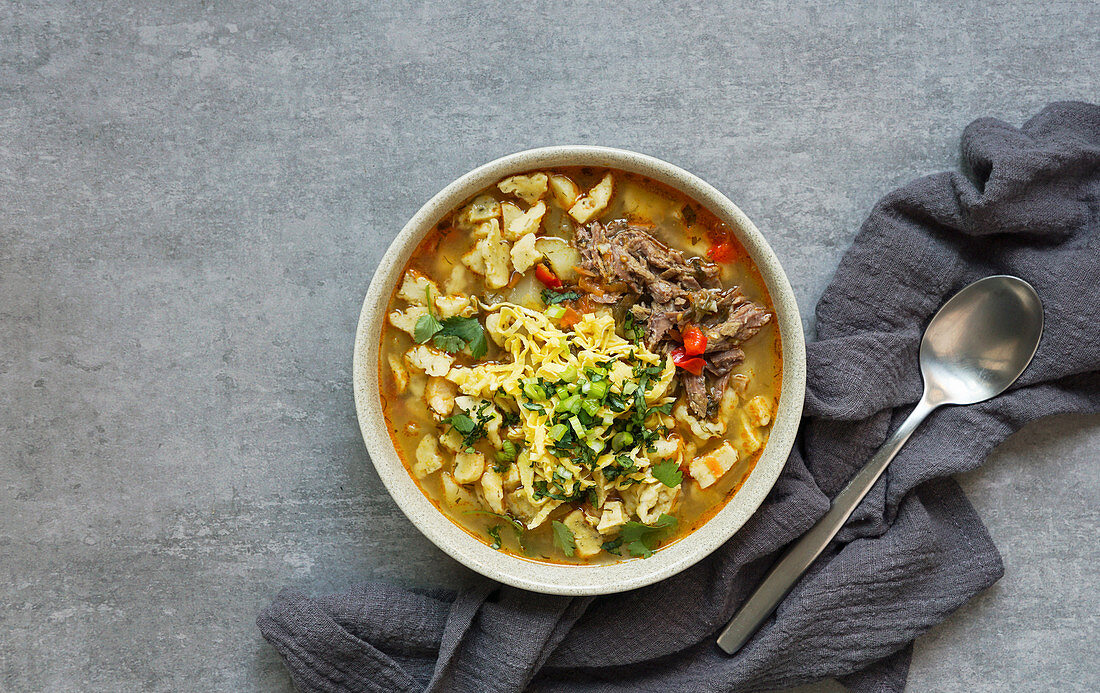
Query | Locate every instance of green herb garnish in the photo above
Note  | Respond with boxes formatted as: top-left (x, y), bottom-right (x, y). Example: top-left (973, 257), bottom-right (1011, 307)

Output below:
top-left (620, 514), bottom-right (678, 558)
top-left (433, 316), bottom-right (488, 357)
top-left (622, 313), bottom-right (644, 343)
top-left (651, 460), bottom-right (683, 488)
top-left (442, 401), bottom-right (495, 448)
top-left (551, 520), bottom-right (576, 557)
top-left (465, 509), bottom-right (526, 551)
top-left (541, 289), bottom-right (581, 305)
top-left (414, 313), bottom-right (444, 343)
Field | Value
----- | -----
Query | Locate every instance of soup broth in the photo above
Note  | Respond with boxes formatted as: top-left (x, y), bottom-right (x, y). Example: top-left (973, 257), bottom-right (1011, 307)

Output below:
top-left (379, 167), bottom-right (781, 564)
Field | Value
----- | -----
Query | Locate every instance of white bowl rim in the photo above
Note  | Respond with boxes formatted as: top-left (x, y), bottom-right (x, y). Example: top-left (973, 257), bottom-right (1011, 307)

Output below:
top-left (353, 145), bottom-right (805, 595)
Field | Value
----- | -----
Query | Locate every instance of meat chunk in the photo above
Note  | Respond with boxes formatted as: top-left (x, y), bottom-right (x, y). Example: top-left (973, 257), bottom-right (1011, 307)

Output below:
top-left (682, 372), bottom-right (709, 419)
top-left (573, 220), bottom-right (772, 420)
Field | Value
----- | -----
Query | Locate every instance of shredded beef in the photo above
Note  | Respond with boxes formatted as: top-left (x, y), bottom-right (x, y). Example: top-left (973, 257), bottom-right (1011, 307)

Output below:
top-left (682, 373), bottom-right (709, 419)
top-left (574, 220), bottom-right (772, 419)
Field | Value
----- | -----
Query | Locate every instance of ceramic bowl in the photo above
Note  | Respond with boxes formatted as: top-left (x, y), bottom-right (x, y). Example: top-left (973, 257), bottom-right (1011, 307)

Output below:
top-left (353, 146), bottom-right (805, 595)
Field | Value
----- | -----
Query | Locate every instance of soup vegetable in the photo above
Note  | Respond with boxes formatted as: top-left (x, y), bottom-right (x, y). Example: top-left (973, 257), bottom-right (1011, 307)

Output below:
top-left (379, 168), bottom-right (781, 563)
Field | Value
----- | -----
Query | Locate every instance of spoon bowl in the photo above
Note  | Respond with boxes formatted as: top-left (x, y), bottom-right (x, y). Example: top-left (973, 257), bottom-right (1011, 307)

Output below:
top-left (718, 274), bottom-right (1044, 655)
top-left (920, 275), bottom-right (1044, 405)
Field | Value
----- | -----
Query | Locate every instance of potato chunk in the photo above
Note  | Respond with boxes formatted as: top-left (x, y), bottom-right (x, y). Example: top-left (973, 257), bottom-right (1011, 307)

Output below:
top-left (397, 269), bottom-right (439, 305)
top-left (688, 441), bottom-right (739, 489)
top-left (443, 264), bottom-right (470, 294)
top-left (673, 399), bottom-right (726, 440)
top-left (387, 353), bottom-right (408, 394)
top-left (387, 305), bottom-right (429, 337)
top-left (497, 173), bottom-right (548, 205)
top-left (434, 294), bottom-right (475, 319)
top-left (549, 174), bottom-right (580, 208)
top-left (462, 219), bottom-right (512, 289)
top-left (568, 173), bottom-right (614, 223)
top-left (479, 468), bottom-right (505, 514)
top-left (745, 395), bottom-right (773, 427)
top-left (413, 436), bottom-right (445, 478)
top-left (500, 201), bottom-right (524, 233)
top-left (453, 450), bottom-right (485, 484)
top-left (458, 194), bottom-right (501, 226)
top-left (510, 233), bottom-right (542, 274)
top-left (439, 428), bottom-right (465, 453)
top-left (731, 412), bottom-right (765, 456)
top-left (424, 376), bottom-right (457, 416)
top-left (595, 500), bottom-right (626, 535)
top-left (404, 345), bottom-right (454, 377)
top-left (533, 237), bottom-right (581, 281)
top-left (563, 509), bottom-right (603, 558)
top-left (502, 200), bottom-right (546, 241)
top-left (623, 481), bottom-right (680, 524)
top-left (441, 472), bottom-right (480, 509)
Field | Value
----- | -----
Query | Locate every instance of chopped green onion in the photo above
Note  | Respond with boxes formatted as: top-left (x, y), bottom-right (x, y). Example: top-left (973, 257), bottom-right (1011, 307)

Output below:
top-left (549, 423), bottom-right (569, 441)
top-left (587, 380), bottom-right (609, 399)
top-left (555, 383), bottom-right (571, 400)
top-left (560, 364), bottom-right (578, 383)
top-left (611, 431), bottom-right (634, 451)
top-left (495, 440), bottom-right (517, 463)
top-left (545, 305), bottom-right (567, 320)
top-left (569, 416), bottom-right (586, 437)
top-left (622, 382), bottom-right (638, 396)
top-left (581, 398), bottom-right (602, 417)
top-left (556, 394), bottom-right (582, 414)
top-left (523, 382), bottom-right (547, 401)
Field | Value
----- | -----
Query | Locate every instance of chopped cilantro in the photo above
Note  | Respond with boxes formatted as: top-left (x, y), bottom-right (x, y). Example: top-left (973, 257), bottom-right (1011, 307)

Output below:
top-left (442, 401), bottom-right (494, 448)
top-left (465, 509), bottom-right (526, 551)
top-left (622, 313), bottom-right (644, 343)
top-left (487, 525), bottom-right (502, 550)
top-left (551, 520), bottom-right (576, 557)
top-left (542, 288), bottom-right (581, 305)
top-left (651, 460), bottom-right (683, 488)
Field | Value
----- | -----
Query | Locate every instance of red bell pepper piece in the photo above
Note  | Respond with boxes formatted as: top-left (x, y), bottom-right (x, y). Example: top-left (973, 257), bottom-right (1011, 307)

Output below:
top-left (707, 241), bottom-right (735, 263)
top-left (682, 324), bottom-right (707, 356)
top-left (671, 347), bottom-right (706, 376)
top-left (535, 263), bottom-right (563, 289)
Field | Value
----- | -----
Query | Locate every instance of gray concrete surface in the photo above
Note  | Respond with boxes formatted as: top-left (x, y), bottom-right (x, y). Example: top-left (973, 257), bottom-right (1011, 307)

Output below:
top-left (2, 2), bottom-right (1097, 691)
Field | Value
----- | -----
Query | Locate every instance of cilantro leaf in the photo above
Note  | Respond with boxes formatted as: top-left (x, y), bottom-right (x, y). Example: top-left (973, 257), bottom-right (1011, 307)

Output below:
top-left (551, 520), bottom-right (576, 557)
top-left (541, 289), bottom-right (581, 305)
top-left (443, 413), bottom-right (475, 435)
top-left (431, 316), bottom-right (488, 358)
top-left (651, 460), bottom-right (683, 488)
top-left (432, 333), bottom-right (465, 353)
top-left (487, 525), bottom-right (503, 550)
top-left (619, 514), bottom-right (678, 558)
top-left (601, 537), bottom-right (623, 555)
top-left (465, 326), bottom-right (488, 359)
top-left (414, 314), bottom-right (443, 343)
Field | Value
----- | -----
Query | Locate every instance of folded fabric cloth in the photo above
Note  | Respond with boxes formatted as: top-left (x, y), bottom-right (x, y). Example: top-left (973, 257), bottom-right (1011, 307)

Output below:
top-left (258, 101), bottom-right (1100, 693)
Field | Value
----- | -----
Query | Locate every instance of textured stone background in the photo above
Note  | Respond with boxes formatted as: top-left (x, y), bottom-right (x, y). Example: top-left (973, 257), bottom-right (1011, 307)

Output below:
top-left (2, 2), bottom-right (1097, 691)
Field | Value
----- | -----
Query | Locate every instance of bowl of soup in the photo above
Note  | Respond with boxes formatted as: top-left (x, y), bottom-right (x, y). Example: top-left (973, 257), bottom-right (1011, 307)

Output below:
top-left (353, 146), bottom-right (805, 594)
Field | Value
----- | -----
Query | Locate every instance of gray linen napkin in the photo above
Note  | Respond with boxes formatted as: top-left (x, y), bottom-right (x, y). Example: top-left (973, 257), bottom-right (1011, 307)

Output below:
top-left (258, 101), bottom-right (1100, 693)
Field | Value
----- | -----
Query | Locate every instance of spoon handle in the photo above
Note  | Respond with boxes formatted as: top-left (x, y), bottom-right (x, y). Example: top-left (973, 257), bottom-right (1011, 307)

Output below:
top-left (716, 396), bottom-right (938, 655)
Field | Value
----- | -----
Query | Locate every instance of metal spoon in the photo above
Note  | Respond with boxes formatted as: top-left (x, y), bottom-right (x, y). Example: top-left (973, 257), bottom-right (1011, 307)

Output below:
top-left (717, 275), bottom-right (1043, 655)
